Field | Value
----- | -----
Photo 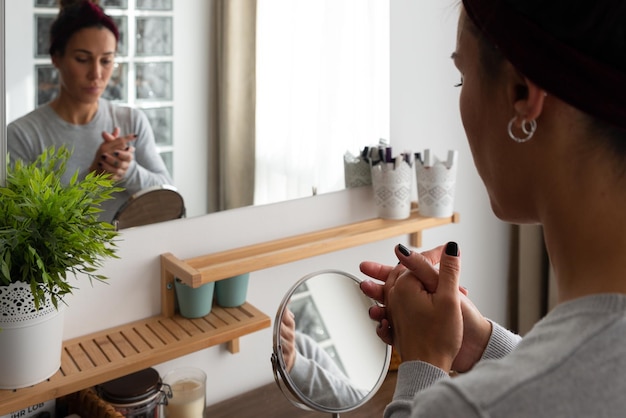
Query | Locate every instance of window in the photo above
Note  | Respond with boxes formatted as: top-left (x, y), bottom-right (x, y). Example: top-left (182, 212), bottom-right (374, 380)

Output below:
top-left (255, 0), bottom-right (390, 205)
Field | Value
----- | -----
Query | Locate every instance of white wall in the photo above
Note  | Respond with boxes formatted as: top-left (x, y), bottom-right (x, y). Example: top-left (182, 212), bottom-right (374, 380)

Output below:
top-left (59, 0), bottom-right (511, 407)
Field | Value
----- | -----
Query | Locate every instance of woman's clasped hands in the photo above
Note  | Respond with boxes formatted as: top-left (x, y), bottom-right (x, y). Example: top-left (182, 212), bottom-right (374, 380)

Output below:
top-left (90, 126), bottom-right (136, 181)
top-left (360, 242), bottom-right (492, 373)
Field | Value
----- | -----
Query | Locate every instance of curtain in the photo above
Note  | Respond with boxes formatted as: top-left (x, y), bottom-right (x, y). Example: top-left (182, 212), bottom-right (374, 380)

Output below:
top-left (211, 0), bottom-right (257, 212)
top-left (254, 0), bottom-right (390, 206)
top-left (510, 224), bottom-right (555, 335)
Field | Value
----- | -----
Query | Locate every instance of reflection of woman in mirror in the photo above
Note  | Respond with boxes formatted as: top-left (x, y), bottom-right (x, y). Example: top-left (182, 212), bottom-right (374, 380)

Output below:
top-left (280, 308), bottom-right (369, 409)
top-left (360, 0), bottom-right (626, 417)
top-left (7, 0), bottom-right (172, 222)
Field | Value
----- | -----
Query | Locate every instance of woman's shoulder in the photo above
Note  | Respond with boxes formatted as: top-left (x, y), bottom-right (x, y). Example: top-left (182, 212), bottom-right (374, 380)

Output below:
top-left (8, 104), bottom-right (55, 129)
top-left (101, 99), bottom-right (148, 125)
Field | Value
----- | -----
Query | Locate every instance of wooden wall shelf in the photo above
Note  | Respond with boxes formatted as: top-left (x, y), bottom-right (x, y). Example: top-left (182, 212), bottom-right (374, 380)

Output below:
top-left (0, 208), bottom-right (458, 415)
top-left (161, 209), bottom-right (461, 290)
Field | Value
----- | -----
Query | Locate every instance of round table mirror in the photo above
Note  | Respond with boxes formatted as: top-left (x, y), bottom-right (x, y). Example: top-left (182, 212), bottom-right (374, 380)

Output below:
top-left (271, 270), bottom-right (391, 417)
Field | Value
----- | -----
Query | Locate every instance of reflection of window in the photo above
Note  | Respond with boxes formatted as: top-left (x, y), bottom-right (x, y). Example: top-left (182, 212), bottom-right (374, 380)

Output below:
top-left (289, 290), bottom-right (347, 375)
top-left (34, 0), bottom-right (60, 7)
top-left (102, 63), bottom-right (128, 102)
top-left (111, 16), bottom-right (128, 56)
top-left (290, 296), bottom-right (330, 343)
top-left (136, 0), bottom-right (172, 10)
top-left (159, 151), bottom-right (173, 178)
top-left (142, 107), bottom-right (173, 146)
top-left (135, 63), bottom-right (173, 101)
top-left (136, 17), bottom-right (173, 56)
top-left (101, 0), bottom-right (128, 8)
top-left (35, 64), bottom-right (58, 106)
top-left (34, 15), bottom-right (54, 57)
top-left (255, 0), bottom-right (390, 206)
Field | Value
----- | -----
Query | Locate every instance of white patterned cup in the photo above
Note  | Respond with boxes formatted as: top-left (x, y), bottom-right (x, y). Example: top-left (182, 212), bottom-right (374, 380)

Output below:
top-left (344, 159), bottom-right (372, 188)
top-left (370, 162), bottom-right (413, 220)
top-left (416, 161), bottom-right (457, 218)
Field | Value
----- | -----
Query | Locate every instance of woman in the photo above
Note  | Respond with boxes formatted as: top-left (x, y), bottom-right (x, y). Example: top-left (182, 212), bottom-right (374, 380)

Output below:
top-left (360, 0), bottom-right (626, 416)
top-left (280, 307), bottom-right (369, 409)
top-left (7, 0), bottom-right (173, 223)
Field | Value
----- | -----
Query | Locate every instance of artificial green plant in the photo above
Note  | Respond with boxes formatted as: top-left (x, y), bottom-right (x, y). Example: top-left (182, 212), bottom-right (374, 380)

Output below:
top-left (0, 146), bottom-right (121, 309)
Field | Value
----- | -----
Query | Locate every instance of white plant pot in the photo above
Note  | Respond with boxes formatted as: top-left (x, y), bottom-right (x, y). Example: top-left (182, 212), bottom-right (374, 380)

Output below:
top-left (0, 282), bottom-right (66, 389)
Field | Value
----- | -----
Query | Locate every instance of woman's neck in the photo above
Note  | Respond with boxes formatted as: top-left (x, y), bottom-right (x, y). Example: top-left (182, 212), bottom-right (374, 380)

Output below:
top-left (49, 95), bottom-right (99, 125)
top-left (542, 173), bottom-right (626, 304)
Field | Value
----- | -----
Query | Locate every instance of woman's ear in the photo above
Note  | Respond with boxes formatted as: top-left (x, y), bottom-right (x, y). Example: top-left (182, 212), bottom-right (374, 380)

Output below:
top-left (50, 53), bottom-right (60, 69)
top-left (513, 77), bottom-right (547, 121)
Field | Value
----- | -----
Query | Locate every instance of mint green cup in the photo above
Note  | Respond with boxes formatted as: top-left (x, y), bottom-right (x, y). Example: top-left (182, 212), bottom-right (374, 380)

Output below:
top-left (175, 278), bottom-right (215, 318)
top-left (215, 273), bottom-right (250, 307)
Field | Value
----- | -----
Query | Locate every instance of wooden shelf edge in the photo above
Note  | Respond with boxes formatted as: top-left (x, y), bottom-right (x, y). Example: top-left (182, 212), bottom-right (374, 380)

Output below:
top-left (0, 303), bottom-right (270, 415)
top-left (167, 210), bottom-right (460, 287)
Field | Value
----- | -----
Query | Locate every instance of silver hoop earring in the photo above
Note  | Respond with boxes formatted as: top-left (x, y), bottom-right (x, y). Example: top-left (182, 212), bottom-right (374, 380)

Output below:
top-left (507, 116), bottom-right (536, 143)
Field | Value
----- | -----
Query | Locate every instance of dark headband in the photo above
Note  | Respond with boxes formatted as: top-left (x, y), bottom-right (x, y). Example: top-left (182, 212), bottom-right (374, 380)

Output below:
top-left (462, 0), bottom-right (626, 130)
top-left (49, 1), bottom-right (119, 56)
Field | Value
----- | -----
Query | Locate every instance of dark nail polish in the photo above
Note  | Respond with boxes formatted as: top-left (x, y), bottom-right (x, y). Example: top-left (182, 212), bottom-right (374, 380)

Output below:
top-left (114, 151), bottom-right (119, 157)
top-left (445, 241), bottom-right (459, 256)
top-left (101, 155), bottom-right (106, 159)
top-left (398, 243), bottom-right (411, 257)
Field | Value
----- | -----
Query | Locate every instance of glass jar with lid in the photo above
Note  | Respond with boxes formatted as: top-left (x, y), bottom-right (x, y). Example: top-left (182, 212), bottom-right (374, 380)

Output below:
top-left (97, 367), bottom-right (171, 418)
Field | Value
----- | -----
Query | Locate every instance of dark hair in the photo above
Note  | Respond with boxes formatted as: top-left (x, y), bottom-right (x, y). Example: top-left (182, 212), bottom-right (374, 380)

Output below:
top-left (513, 1), bottom-right (626, 157)
top-left (463, 1), bottom-right (626, 156)
top-left (49, 0), bottom-right (119, 56)
top-left (505, 1), bottom-right (626, 75)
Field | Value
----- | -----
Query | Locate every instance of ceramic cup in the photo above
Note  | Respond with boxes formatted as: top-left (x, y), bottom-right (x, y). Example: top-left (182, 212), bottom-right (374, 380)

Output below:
top-left (163, 367), bottom-right (207, 418)
top-left (416, 156), bottom-right (458, 218)
top-left (370, 162), bottom-right (413, 220)
top-left (344, 159), bottom-right (372, 188)
top-left (215, 273), bottom-right (250, 308)
top-left (174, 279), bottom-right (215, 318)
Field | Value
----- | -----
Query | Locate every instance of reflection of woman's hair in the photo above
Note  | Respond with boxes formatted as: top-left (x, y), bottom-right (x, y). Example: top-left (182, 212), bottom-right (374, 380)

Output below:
top-left (49, 0), bottom-right (119, 56)
top-left (463, 0), bottom-right (626, 152)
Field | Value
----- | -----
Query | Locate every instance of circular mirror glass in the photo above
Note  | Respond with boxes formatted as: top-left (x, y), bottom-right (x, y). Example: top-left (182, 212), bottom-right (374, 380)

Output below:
top-left (271, 269), bottom-right (391, 415)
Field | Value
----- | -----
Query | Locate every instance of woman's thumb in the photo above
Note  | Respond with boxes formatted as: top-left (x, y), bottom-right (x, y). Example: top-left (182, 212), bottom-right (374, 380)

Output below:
top-left (437, 241), bottom-right (461, 294)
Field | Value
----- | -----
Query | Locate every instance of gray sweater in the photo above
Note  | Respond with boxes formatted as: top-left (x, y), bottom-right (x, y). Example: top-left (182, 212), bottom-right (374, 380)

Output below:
top-left (386, 293), bottom-right (626, 417)
top-left (289, 331), bottom-right (369, 410)
top-left (7, 99), bottom-right (173, 222)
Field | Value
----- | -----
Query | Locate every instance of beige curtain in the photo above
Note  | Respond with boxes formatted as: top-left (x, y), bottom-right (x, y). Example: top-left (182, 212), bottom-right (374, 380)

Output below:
top-left (510, 224), bottom-right (556, 335)
top-left (209, 0), bottom-right (257, 212)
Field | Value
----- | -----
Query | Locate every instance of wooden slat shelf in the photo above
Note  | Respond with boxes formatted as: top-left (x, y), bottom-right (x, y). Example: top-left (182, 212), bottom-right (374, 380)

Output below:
top-left (0, 303), bottom-right (270, 415)
top-left (162, 208), bottom-right (460, 290)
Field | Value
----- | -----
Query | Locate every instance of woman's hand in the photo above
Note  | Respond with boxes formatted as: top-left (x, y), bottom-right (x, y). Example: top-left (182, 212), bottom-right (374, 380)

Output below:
top-left (90, 127), bottom-right (136, 181)
top-left (360, 243), bottom-right (491, 372)
top-left (280, 308), bottom-right (297, 372)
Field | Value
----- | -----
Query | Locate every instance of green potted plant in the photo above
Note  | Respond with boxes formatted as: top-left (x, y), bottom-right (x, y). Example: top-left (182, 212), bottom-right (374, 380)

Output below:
top-left (0, 145), bottom-right (121, 389)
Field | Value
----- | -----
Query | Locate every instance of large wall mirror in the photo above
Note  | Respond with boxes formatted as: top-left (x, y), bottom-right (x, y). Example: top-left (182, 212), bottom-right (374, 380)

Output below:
top-left (2, 0), bottom-right (389, 221)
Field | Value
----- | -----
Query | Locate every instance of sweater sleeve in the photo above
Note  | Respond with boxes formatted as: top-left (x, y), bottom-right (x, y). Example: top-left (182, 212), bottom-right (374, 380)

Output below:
top-left (384, 361), bottom-right (450, 418)
top-left (115, 106), bottom-right (173, 195)
top-left (481, 320), bottom-right (522, 360)
top-left (384, 321), bottom-right (521, 418)
top-left (289, 332), bottom-right (369, 409)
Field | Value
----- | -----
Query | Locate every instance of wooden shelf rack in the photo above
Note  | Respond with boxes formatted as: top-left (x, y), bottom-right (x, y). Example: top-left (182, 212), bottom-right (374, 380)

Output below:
top-left (161, 209), bottom-right (461, 290)
top-left (0, 208), bottom-right (458, 415)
